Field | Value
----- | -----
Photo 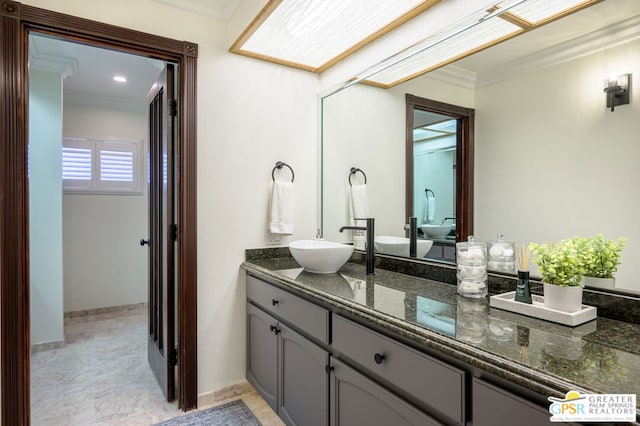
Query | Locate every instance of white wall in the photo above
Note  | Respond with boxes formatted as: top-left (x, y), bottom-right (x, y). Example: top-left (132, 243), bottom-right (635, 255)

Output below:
top-left (474, 39), bottom-right (640, 289)
top-left (62, 103), bottom-right (148, 312)
top-left (22, 0), bottom-right (319, 396)
top-left (29, 69), bottom-right (64, 345)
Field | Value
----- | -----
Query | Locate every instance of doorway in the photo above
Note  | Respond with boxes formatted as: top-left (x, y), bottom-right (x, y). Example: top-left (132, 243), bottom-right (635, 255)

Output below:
top-left (28, 32), bottom-right (174, 418)
top-left (1, 3), bottom-right (198, 424)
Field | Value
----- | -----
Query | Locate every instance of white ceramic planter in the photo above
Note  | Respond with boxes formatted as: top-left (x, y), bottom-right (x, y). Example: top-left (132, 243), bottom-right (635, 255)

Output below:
top-left (582, 276), bottom-right (615, 290)
top-left (543, 283), bottom-right (583, 313)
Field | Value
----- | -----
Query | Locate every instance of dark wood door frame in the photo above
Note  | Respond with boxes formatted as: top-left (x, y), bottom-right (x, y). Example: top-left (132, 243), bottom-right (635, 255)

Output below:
top-left (405, 94), bottom-right (474, 241)
top-left (0, 2), bottom-right (198, 424)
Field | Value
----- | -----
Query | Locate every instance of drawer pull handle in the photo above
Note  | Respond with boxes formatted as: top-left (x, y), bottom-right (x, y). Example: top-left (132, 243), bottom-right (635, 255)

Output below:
top-left (325, 365), bottom-right (334, 374)
top-left (269, 325), bottom-right (281, 335)
top-left (374, 353), bottom-right (385, 364)
top-left (272, 299), bottom-right (279, 306)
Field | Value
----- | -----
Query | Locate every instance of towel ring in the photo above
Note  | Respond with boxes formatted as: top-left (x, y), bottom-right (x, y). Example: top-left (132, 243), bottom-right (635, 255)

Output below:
top-left (425, 188), bottom-right (435, 197)
top-left (349, 167), bottom-right (367, 186)
top-left (272, 161), bottom-right (295, 182)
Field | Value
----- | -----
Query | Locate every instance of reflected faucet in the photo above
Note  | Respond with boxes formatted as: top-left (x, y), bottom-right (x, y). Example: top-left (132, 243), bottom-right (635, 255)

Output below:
top-left (403, 217), bottom-right (418, 258)
top-left (442, 217), bottom-right (456, 225)
top-left (340, 218), bottom-right (375, 275)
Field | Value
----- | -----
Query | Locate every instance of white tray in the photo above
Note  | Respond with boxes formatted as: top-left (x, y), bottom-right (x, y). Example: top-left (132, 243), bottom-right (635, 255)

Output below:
top-left (489, 291), bottom-right (597, 327)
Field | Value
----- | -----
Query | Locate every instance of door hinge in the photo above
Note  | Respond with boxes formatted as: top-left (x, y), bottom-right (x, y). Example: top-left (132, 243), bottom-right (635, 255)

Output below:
top-left (169, 99), bottom-right (178, 117)
top-left (169, 347), bottom-right (178, 367)
top-left (169, 224), bottom-right (178, 242)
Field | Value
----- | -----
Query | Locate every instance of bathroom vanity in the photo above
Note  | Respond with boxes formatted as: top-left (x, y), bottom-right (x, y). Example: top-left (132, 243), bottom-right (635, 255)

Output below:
top-left (242, 250), bottom-right (640, 426)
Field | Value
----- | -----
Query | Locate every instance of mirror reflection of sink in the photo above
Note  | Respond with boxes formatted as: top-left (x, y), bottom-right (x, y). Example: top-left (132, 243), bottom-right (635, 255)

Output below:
top-left (289, 240), bottom-right (354, 274)
top-left (375, 236), bottom-right (433, 258)
top-left (421, 224), bottom-right (453, 239)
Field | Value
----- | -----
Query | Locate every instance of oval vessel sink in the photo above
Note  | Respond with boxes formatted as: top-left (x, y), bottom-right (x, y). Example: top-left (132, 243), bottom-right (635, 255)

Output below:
top-left (289, 240), bottom-right (354, 274)
top-left (421, 224), bottom-right (453, 239)
top-left (375, 236), bottom-right (433, 258)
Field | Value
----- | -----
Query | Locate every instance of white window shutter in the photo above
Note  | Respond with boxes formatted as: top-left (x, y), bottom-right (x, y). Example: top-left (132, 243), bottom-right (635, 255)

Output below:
top-left (62, 137), bottom-right (142, 194)
top-left (63, 147), bottom-right (93, 180)
top-left (100, 150), bottom-right (134, 182)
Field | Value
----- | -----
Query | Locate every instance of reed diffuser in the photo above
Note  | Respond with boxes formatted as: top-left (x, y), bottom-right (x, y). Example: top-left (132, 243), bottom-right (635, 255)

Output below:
top-left (515, 244), bottom-right (532, 304)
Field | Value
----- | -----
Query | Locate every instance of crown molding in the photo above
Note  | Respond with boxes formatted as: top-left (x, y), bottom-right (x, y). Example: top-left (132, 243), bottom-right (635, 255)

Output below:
top-left (29, 37), bottom-right (78, 78)
top-left (425, 65), bottom-right (477, 89)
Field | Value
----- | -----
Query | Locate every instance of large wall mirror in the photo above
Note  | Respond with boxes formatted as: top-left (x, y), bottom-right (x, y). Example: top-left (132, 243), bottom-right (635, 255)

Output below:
top-left (320, 0), bottom-right (640, 294)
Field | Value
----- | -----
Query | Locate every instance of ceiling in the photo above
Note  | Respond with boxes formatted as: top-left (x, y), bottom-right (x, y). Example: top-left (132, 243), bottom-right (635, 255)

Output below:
top-left (29, 33), bottom-right (164, 112)
top-left (27, 0), bottom-right (640, 112)
top-left (28, 1), bottom-right (242, 112)
top-left (149, 0), bottom-right (242, 21)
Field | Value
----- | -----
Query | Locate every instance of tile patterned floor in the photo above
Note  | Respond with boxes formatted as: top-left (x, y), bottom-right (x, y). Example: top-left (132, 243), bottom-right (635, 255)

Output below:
top-left (31, 305), bottom-right (283, 425)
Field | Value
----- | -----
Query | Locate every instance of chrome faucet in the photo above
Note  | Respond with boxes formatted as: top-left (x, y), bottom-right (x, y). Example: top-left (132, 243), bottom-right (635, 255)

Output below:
top-left (340, 218), bottom-right (375, 275)
top-left (403, 217), bottom-right (418, 258)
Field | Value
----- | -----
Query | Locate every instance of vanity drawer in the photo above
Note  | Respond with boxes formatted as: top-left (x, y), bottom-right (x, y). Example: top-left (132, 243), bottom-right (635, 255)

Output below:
top-left (246, 275), bottom-right (329, 344)
top-left (332, 315), bottom-right (465, 425)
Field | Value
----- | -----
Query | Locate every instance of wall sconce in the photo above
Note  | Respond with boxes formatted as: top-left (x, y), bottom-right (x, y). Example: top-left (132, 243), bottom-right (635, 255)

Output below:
top-left (603, 74), bottom-right (631, 112)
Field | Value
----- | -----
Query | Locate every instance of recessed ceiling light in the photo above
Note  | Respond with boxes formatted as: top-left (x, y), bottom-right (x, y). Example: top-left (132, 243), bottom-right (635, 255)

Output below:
top-left (113, 75), bottom-right (127, 83)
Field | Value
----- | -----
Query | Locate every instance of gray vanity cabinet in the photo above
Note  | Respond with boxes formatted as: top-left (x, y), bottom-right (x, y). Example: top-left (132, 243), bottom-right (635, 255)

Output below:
top-left (329, 358), bottom-right (442, 426)
top-left (246, 276), bottom-right (330, 426)
top-left (425, 241), bottom-right (456, 262)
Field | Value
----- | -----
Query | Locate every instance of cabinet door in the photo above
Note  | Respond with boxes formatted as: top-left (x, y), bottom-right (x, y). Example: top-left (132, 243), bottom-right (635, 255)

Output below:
top-left (246, 303), bottom-right (278, 412)
top-left (279, 324), bottom-right (329, 426)
top-left (330, 359), bottom-right (442, 426)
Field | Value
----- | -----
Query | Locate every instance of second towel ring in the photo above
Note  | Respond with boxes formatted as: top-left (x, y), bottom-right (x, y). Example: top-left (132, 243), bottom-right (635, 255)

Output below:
top-left (349, 167), bottom-right (367, 186)
top-left (272, 161), bottom-right (295, 182)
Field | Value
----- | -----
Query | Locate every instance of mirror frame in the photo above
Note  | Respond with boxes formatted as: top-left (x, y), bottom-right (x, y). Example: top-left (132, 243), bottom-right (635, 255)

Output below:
top-left (405, 94), bottom-right (475, 243)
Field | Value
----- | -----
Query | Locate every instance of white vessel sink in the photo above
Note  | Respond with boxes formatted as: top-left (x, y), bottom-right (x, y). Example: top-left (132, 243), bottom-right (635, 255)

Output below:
top-left (421, 224), bottom-right (453, 239)
top-left (374, 236), bottom-right (433, 258)
top-left (289, 240), bottom-right (354, 274)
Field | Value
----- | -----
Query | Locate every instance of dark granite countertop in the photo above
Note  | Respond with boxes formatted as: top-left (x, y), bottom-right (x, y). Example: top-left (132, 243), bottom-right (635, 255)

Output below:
top-left (242, 254), bottom-right (640, 420)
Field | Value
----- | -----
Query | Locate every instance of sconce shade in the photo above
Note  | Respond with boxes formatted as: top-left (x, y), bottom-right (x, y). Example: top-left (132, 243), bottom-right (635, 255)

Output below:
top-left (604, 73), bottom-right (631, 112)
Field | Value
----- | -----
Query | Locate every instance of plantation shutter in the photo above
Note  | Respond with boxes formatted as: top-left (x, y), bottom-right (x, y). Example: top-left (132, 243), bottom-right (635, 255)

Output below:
top-left (62, 137), bottom-right (142, 193)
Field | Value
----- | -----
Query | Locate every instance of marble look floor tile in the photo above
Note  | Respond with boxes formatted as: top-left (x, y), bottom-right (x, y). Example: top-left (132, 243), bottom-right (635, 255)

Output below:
top-left (31, 307), bottom-right (279, 425)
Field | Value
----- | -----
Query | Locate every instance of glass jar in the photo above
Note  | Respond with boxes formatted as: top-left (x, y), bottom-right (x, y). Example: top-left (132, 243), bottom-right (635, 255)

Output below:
top-left (487, 234), bottom-right (515, 273)
top-left (456, 236), bottom-right (488, 298)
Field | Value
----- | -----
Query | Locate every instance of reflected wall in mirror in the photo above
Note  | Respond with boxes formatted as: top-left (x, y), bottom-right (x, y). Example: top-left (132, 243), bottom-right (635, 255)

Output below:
top-left (321, 0), bottom-right (640, 293)
top-left (406, 95), bottom-right (474, 262)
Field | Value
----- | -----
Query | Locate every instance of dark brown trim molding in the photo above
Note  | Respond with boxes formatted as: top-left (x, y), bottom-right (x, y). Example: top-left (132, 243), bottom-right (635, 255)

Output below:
top-left (1, 2), bottom-right (30, 425)
top-left (405, 94), bottom-right (474, 242)
top-left (0, 3), bottom-right (198, 424)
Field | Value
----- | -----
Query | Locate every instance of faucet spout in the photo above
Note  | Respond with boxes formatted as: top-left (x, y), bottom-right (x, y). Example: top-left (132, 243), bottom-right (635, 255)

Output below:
top-left (339, 225), bottom-right (366, 233)
top-left (441, 217), bottom-right (456, 225)
top-left (339, 218), bottom-right (375, 275)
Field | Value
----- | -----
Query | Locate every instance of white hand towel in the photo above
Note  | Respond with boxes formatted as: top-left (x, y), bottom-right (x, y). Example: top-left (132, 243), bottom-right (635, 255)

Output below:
top-left (349, 184), bottom-right (369, 227)
top-left (270, 181), bottom-right (294, 235)
top-left (427, 195), bottom-right (436, 223)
